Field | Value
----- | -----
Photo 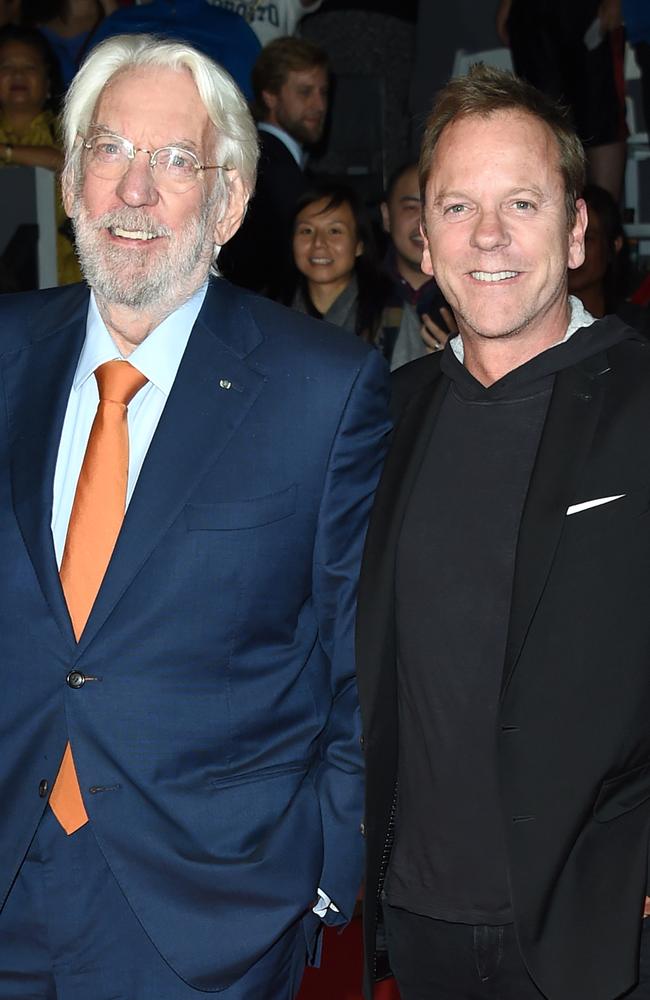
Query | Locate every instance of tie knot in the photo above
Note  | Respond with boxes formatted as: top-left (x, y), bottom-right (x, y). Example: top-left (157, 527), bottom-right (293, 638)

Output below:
top-left (94, 360), bottom-right (148, 407)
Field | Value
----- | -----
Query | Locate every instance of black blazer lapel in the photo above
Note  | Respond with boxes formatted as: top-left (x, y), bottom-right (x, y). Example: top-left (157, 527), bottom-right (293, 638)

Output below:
top-left (357, 365), bottom-right (449, 730)
top-left (76, 283), bottom-right (266, 650)
top-left (4, 302), bottom-right (88, 646)
top-left (502, 355), bottom-right (611, 695)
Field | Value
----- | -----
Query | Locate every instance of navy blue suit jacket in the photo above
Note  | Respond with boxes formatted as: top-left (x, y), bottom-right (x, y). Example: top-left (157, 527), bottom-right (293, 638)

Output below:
top-left (0, 278), bottom-right (391, 991)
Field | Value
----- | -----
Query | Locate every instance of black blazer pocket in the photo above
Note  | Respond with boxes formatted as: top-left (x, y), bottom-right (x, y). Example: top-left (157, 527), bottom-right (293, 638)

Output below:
top-left (185, 485), bottom-right (297, 531)
top-left (593, 760), bottom-right (650, 822)
top-left (567, 488), bottom-right (650, 525)
top-left (563, 488), bottom-right (650, 545)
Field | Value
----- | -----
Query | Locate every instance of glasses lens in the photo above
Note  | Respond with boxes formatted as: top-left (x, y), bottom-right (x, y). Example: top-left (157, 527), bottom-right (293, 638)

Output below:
top-left (86, 135), bottom-right (130, 178)
top-left (152, 147), bottom-right (199, 191)
top-left (83, 135), bottom-right (201, 191)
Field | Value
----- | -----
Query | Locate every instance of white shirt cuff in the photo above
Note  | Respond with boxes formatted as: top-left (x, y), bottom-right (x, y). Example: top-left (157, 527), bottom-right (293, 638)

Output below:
top-left (312, 887), bottom-right (340, 918)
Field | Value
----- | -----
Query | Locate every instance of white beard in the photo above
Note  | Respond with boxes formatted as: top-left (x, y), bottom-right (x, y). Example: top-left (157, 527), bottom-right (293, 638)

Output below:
top-left (71, 200), bottom-right (215, 312)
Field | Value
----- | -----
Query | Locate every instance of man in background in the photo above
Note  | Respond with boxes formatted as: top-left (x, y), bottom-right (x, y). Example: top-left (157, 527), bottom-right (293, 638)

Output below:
top-left (380, 160), bottom-right (454, 369)
top-left (220, 35), bottom-right (328, 295)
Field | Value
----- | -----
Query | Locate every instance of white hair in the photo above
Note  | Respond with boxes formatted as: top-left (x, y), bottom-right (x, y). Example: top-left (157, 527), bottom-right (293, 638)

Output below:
top-left (61, 33), bottom-right (259, 200)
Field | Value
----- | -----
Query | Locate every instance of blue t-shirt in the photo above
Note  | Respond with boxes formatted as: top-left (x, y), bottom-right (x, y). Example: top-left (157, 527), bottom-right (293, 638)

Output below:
top-left (88, 1), bottom-right (260, 99)
top-left (624, 0), bottom-right (650, 44)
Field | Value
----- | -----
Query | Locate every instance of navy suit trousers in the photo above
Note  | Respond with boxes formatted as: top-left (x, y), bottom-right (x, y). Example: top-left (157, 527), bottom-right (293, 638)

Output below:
top-left (0, 809), bottom-right (308, 1000)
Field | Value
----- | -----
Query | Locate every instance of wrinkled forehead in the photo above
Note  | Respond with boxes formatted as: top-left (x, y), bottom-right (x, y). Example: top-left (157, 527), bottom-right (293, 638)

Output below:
top-left (92, 65), bottom-right (215, 152)
top-left (426, 110), bottom-right (563, 196)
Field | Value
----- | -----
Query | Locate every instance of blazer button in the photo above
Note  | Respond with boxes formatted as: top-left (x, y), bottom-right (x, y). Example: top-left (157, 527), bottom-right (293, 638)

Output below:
top-left (38, 779), bottom-right (49, 798)
top-left (360, 821), bottom-right (366, 837)
top-left (66, 670), bottom-right (86, 689)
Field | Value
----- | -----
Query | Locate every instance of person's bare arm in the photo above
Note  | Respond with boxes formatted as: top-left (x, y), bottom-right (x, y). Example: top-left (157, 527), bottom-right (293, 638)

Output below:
top-left (1, 143), bottom-right (63, 172)
top-left (496, 0), bottom-right (513, 45)
top-left (598, 0), bottom-right (622, 32)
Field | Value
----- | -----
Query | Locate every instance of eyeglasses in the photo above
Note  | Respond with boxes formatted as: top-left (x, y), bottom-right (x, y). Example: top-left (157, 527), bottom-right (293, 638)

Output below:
top-left (80, 131), bottom-right (234, 193)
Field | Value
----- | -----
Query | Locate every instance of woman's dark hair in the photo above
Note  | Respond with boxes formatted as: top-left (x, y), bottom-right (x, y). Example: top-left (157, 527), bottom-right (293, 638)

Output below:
top-left (20, 0), bottom-right (67, 26)
top-left (0, 24), bottom-right (63, 111)
top-left (581, 183), bottom-right (630, 312)
top-left (290, 182), bottom-right (390, 343)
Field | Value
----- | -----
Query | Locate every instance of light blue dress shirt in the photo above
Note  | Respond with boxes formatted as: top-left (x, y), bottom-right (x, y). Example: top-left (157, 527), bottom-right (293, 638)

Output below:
top-left (258, 122), bottom-right (307, 170)
top-left (51, 283), bottom-right (208, 567)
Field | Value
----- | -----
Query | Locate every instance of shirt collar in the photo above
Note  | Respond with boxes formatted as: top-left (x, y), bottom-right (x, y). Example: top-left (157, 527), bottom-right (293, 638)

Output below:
top-left (258, 122), bottom-right (306, 169)
top-left (74, 283), bottom-right (209, 394)
top-left (450, 295), bottom-right (596, 364)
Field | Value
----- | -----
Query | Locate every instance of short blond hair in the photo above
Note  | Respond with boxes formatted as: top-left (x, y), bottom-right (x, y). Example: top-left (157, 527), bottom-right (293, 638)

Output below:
top-left (419, 64), bottom-right (586, 225)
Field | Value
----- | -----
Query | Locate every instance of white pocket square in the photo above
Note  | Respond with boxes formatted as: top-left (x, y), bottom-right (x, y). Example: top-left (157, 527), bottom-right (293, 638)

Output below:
top-left (566, 494), bottom-right (625, 515)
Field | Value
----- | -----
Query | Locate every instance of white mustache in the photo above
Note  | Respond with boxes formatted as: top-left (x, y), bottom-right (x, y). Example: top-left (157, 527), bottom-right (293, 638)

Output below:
top-left (91, 210), bottom-right (172, 240)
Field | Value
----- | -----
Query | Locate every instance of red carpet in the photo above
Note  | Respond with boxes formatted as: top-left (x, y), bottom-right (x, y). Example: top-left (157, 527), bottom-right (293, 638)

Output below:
top-left (297, 918), bottom-right (400, 1000)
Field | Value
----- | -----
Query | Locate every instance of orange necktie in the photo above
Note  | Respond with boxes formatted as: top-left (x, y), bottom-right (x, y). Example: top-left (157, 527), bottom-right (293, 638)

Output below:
top-left (49, 360), bottom-right (148, 834)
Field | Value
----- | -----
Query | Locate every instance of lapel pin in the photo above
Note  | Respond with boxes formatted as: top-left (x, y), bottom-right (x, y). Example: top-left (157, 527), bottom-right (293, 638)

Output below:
top-left (219, 379), bottom-right (232, 390)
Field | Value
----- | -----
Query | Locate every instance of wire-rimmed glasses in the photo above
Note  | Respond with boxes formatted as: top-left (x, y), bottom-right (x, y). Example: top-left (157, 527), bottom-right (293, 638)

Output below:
top-left (80, 130), bottom-right (234, 193)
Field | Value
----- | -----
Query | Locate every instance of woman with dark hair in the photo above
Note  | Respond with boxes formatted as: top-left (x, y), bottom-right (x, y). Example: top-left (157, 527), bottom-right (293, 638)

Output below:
top-left (568, 183), bottom-right (649, 335)
top-left (0, 24), bottom-right (80, 284)
top-left (0, 24), bottom-right (62, 169)
top-left (289, 183), bottom-right (390, 344)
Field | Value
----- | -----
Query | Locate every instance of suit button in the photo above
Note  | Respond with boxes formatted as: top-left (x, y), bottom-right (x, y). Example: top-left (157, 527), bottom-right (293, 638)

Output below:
top-left (66, 670), bottom-right (85, 689)
top-left (38, 779), bottom-right (49, 798)
top-left (360, 821), bottom-right (366, 837)
top-left (359, 734), bottom-right (365, 749)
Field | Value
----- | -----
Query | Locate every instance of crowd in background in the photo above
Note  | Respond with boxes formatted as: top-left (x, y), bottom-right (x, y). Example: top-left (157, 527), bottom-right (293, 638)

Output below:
top-left (0, 0), bottom-right (649, 357)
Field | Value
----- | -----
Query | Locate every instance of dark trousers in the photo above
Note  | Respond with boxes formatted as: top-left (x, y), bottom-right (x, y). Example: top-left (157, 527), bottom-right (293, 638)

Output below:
top-left (0, 808), bottom-right (308, 1000)
top-left (383, 902), bottom-right (650, 1000)
top-left (634, 42), bottom-right (650, 137)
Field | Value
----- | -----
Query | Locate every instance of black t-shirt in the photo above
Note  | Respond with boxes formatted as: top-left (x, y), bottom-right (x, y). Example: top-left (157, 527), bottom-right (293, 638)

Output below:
top-left (388, 354), bottom-right (551, 924)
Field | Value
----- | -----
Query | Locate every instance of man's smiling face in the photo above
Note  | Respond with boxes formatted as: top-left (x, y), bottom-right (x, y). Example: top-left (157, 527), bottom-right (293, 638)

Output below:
top-left (420, 110), bottom-right (587, 349)
top-left (382, 164), bottom-right (424, 275)
top-left (66, 65), bottom-right (222, 311)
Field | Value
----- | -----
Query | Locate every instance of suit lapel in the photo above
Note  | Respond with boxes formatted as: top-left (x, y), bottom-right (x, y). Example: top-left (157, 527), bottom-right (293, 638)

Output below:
top-left (501, 355), bottom-right (610, 695)
top-left (357, 364), bottom-right (448, 730)
top-left (5, 291), bottom-right (89, 646)
top-left (76, 282), bottom-right (266, 650)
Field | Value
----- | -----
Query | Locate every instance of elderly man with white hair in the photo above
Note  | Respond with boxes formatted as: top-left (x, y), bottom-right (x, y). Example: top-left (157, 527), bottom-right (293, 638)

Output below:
top-left (0, 34), bottom-right (390, 1000)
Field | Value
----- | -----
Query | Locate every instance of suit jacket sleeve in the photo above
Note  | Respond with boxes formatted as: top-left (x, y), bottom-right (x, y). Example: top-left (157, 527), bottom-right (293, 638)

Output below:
top-left (311, 346), bottom-right (392, 922)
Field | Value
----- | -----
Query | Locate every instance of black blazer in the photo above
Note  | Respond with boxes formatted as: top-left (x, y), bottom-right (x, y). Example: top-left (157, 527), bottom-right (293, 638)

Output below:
top-left (219, 130), bottom-right (309, 295)
top-left (356, 319), bottom-right (650, 1000)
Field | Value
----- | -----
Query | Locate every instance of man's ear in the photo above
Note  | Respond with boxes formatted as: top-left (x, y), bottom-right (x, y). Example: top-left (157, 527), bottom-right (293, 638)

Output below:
top-left (380, 201), bottom-right (390, 233)
top-left (420, 220), bottom-right (433, 276)
top-left (213, 171), bottom-right (249, 245)
top-left (61, 166), bottom-right (75, 217)
top-left (261, 88), bottom-right (278, 120)
top-left (567, 197), bottom-right (588, 271)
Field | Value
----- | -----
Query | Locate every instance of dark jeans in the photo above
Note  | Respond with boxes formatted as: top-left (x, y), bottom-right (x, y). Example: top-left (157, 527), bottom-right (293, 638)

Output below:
top-left (383, 902), bottom-right (650, 1000)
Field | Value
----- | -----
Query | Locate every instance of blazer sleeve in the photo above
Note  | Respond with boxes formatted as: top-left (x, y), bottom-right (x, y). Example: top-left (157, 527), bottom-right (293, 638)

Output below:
top-left (311, 346), bottom-right (392, 921)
